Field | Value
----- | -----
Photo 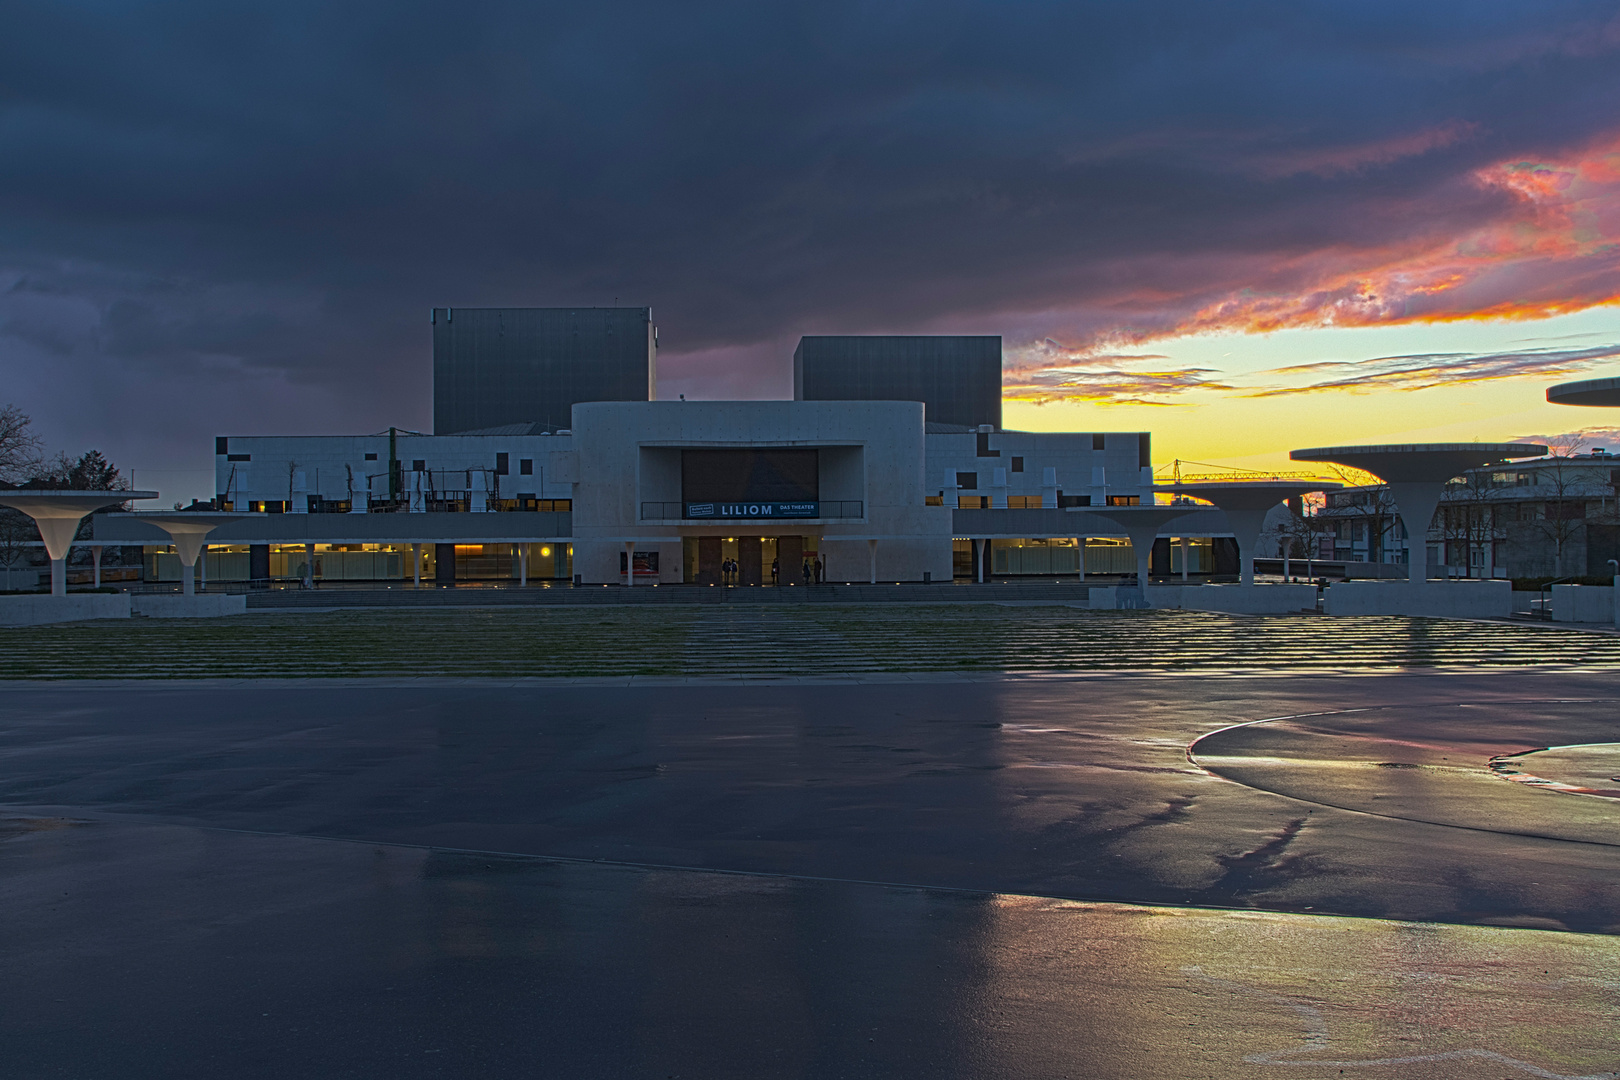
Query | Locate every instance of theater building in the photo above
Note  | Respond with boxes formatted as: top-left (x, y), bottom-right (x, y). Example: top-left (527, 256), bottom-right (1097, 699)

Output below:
top-left (92, 400), bottom-right (1178, 585)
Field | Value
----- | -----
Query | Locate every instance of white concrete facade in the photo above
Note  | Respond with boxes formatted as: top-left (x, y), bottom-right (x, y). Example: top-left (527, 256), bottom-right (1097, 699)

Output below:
top-left (202, 406), bottom-right (1162, 585)
top-left (217, 431), bottom-right (576, 512)
top-left (569, 400), bottom-right (954, 584)
top-left (924, 428), bottom-right (1150, 509)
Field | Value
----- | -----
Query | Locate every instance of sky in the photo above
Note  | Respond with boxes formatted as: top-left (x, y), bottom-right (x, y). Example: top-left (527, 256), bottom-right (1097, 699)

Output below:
top-left (3, 1), bottom-right (1620, 502)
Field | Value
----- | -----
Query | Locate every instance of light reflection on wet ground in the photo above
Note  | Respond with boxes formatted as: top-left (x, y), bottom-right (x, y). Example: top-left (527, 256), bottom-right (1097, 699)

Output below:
top-left (1492, 743), bottom-right (1620, 800)
top-left (1190, 702), bottom-right (1620, 845)
top-left (3, 674), bottom-right (1620, 1076)
top-left (1, 815), bottom-right (1616, 1080)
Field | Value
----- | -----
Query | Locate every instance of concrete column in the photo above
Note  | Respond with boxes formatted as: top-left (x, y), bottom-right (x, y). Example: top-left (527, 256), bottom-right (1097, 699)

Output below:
top-left (154, 529), bottom-right (218, 598)
top-left (974, 539), bottom-right (984, 583)
top-left (413, 543), bottom-right (422, 588)
top-left (1212, 508), bottom-right (1279, 587)
top-left (30, 517), bottom-right (83, 597)
top-left (625, 541), bottom-right (636, 586)
top-left (868, 539), bottom-right (878, 584)
top-left (519, 545), bottom-right (527, 587)
top-left (1179, 535), bottom-right (1189, 582)
top-left (1114, 525), bottom-right (1161, 591)
top-left (198, 545), bottom-right (207, 591)
top-left (90, 545), bottom-right (102, 589)
top-left (1387, 481), bottom-right (1442, 586)
top-left (303, 542), bottom-right (315, 590)
top-left (1077, 537), bottom-right (1086, 580)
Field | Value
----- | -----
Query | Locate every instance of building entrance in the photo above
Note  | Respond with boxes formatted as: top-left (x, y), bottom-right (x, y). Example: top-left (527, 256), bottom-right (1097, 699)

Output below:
top-left (682, 535), bottom-right (817, 585)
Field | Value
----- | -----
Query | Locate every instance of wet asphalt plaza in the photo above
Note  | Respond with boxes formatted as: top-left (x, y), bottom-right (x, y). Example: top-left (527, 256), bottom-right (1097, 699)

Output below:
top-left (2, 671), bottom-right (1618, 1078)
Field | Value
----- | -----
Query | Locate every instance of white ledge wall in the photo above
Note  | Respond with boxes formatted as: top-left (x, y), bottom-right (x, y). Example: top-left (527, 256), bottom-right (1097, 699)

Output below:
top-left (569, 401), bottom-right (954, 584)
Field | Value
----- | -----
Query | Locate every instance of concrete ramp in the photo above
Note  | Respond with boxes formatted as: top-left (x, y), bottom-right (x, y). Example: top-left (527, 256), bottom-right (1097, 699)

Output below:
top-left (132, 594), bottom-right (248, 618)
top-left (1325, 580), bottom-right (1512, 618)
top-left (0, 593), bottom-right (131, 626)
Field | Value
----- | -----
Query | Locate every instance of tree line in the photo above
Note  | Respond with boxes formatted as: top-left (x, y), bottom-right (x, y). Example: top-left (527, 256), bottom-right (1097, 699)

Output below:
top-left (0, 403), bottom-right (127, 491)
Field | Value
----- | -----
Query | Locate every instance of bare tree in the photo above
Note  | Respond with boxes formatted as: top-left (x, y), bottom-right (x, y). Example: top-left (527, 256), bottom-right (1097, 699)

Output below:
top-left (1452, 471), bottom-right (1502, 579)
top-left (0, 509), bottom-right (33, 590)
top-left (1282, 507), bottom-right (1323, 580)
top-left (1532, 440), bottom-right (1585, 577)
top-left (0, 404), bottom-right (43, 485)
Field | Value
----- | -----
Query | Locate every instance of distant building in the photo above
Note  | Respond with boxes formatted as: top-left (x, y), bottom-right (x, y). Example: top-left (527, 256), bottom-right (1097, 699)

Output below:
top-left (793, 336), bottom-right (1002, 430)
top-left (1312, 450), bottom-right (1620, 578)
top-left (432, 307), bottom-right (657, 435)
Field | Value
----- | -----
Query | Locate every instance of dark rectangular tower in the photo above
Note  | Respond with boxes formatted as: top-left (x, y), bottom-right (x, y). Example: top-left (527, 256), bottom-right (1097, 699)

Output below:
top-left (793, 336), bottom-right (1002, 430)
top-left (433, 307), bottom-right (656, 435)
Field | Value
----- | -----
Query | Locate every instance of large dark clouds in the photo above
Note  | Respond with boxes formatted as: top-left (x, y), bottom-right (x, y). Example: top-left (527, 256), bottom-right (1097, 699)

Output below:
top-left (3, 0), bottom-right (1620, 483)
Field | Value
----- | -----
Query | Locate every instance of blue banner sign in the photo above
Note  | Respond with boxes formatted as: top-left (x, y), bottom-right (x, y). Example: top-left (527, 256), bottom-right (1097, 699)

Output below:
top-left (684, 501), bottom-right (819, 519)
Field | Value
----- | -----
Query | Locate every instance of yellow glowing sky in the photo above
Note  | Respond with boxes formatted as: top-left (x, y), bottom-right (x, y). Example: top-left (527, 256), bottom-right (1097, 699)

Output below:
top-left (1005, 306), bottom-right (1620, 474)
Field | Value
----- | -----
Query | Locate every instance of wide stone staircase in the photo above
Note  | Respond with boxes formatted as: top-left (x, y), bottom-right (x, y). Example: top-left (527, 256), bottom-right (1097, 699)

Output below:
top-left (243, 581), bottom-right (1097, 609)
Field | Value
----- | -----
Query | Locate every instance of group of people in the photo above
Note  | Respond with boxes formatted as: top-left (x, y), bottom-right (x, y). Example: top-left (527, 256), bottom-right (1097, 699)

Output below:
top-left (718, 554), bottom-right (826, 585)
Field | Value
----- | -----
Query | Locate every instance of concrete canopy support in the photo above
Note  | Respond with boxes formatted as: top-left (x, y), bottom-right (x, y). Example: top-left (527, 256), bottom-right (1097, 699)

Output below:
top-left (624, 541), bottom-right (636, 586)
top-left (128, 513), bottom-right (258, 597)
top-left (1164, 481), bottom-right (1340, 587)
top-left (1291, 444), bottom-right (1545, 586)
top-left (0, 490), bottom-right (158, 596)
top-left (413, 543), bottom-right (422, 588)
top-left (1086, 506), bottom-right (1200, 591)
top-left (90, 545), bottom-right (102, 588)
top-left (868, 539), bottom-right (878, 584)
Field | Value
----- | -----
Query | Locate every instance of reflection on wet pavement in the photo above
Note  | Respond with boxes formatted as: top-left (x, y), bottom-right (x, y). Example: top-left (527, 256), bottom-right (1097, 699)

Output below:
top-left (1492, 743), bottom-right (1620, 800)
top-left (2, 815), bottom-right (1616, 1080)
top-left (1189, 701), bottom-right (1620, 845)
top-left (3, 673), bottom-right (1620, 1076)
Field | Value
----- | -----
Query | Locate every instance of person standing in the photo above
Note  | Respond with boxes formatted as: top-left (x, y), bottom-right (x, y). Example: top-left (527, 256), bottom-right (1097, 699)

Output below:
top-left (771, 558), bottom-right (779, 585)
top-left (802, 560), bottom-right (812, 586)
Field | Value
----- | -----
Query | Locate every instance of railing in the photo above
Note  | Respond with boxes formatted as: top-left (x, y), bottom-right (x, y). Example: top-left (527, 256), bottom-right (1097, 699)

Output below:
top-left (1533, 575), bottom-right (1577, 621)
top-left (640, 501), bottom-right (863, 521)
